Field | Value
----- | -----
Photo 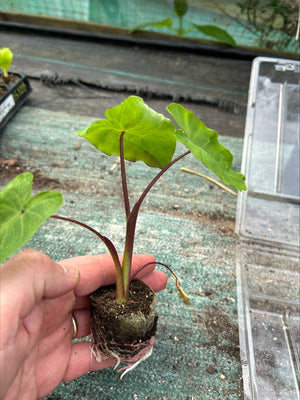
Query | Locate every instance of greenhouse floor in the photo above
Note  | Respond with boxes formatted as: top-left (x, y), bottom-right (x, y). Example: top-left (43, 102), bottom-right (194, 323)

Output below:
top-left (0, 26), bottom-right (252, 399)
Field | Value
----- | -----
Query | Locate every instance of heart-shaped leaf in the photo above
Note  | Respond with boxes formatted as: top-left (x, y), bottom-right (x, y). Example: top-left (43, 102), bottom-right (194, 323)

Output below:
top-left (0, 173), bottom-right (63, 264)
top-left (77, 96), bottom-right (176, 168)
top-left (167, 103), bottom-right (247, 191)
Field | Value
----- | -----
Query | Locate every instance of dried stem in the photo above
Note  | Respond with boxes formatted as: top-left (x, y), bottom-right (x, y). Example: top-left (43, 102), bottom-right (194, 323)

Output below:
top-left (130, 261), bottom-right (190, 305)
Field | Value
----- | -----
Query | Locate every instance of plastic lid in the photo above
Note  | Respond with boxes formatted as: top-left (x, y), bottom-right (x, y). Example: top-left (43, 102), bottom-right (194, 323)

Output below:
top-left (236, 57), bottom-right (300, 253)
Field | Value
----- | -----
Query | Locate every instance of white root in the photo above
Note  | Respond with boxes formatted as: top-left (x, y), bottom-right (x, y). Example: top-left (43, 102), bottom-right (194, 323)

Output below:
top-left (89, 336), bottom-right (155, 379)
top-left (119, 343), bottom-right (153, 380)
top-left (89, 341), bottom-right (105, 363)
top-left (111, 351), bottom-right (122, 371)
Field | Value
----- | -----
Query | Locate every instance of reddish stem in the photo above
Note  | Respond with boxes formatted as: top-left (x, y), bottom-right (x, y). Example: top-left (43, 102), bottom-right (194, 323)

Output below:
top-left (51, 215), bottom-right (125, 302)
top-left (130, 261), bottom-right (175, 282)
top-left (122, 150), bottom-right (191, 300)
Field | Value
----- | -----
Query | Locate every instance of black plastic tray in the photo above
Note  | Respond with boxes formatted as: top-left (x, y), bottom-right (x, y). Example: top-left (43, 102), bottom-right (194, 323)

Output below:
top-left (0, 72), bottom-right (32, 130)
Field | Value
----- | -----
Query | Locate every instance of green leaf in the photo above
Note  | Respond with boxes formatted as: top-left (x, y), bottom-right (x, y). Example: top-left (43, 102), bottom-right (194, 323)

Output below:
top-left (77, 96), bottom-right (176, 169)
top-left (194, 25), bottom-right (236, 47)
top-left (130, 18), bottom-right (173, 34)
top-left (174, 0), bottom-right (188, 17)
top-left (0, 47), bottom-right (13, 77)
top-left (166, 103), bottom-right (247, 191)
top-left (0, 173), bottom-right (63, 264)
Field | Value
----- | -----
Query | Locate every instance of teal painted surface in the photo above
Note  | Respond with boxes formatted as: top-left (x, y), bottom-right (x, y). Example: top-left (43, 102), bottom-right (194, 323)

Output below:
top-left (0, 106), bottom-right (244, 399)
top-left (1, 0), bottom-right (298, 53)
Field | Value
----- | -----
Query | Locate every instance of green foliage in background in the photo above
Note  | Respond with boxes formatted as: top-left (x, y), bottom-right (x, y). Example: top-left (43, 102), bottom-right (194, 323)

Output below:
top-left (0, 47), bottom-right (13, 78)
top-left (130, 0), bottom-right (236, 47)
top-left (237, 0), bottom-right (299, 51)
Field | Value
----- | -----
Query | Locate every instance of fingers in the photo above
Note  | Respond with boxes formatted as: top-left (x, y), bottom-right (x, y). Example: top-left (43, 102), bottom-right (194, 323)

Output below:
top-left (71, 309), bottom-right (90, 338)
top-left (63, 341), bottom-right (115, 381)
top-left (60, 254), bottom-right (158, 297)
top-left (0, 249), bottom-right (80, 319)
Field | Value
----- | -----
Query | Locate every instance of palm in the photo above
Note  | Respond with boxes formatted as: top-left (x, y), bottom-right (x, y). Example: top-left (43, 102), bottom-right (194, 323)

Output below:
top-left (6, 290), bottom-right (76, 399)
top-left (1, 251), bottom-right (167, 400)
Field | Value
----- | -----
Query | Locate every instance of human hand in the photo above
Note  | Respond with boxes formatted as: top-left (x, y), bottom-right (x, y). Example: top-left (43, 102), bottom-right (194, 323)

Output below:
top-left (0, 249), bottom-right (167, 400)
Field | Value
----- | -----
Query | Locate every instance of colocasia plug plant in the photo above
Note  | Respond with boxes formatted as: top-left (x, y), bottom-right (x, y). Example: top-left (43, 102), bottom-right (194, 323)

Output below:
top-left (56, 96), bottom-right (246, 376)
top-left (0, 96), bottom-right (246, 378)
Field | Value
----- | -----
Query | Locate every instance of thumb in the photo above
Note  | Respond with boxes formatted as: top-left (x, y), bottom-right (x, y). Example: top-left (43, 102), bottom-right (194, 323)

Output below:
top-left (1, 249), bottom-right (80, 318)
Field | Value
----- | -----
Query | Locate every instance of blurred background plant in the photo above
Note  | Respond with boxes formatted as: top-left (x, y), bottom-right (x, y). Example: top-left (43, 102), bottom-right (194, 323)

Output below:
top-left (0, 0), bottom-right (299, 53)
top-left (131, 0), bottom-right (237, 47)
top-left (131, 0), bottom-right (299, 52)
top-left (236, 0), bottom-right (299, 51)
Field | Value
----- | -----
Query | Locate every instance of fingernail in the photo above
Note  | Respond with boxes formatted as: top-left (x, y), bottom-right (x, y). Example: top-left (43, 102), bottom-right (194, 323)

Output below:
top-left (57, 263), bottom-right (80, 279)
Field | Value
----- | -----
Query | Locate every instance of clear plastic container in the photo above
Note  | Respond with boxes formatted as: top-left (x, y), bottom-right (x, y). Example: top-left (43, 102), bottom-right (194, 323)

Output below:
top-left (235, 57), bottom-right (300, 400)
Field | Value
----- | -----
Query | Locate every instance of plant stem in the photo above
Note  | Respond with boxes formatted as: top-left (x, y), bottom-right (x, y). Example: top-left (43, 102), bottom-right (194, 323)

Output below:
top-left (120, 131), bottom-right (131, 222)
top-left (179, 15), bottom-right (183, 35)
top-left (51, 215), bottom-right (126, 302)
top-left (134, 150), bottom-right (190, 214)
top-left (121, 150), bottom-right (191, 300)
top-left (180, 167), bottom-right (237, 196)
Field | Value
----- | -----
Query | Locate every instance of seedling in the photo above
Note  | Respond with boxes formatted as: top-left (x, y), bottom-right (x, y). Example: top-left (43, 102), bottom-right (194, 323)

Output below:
top-left (0, 47), bottom-right (32, 128)
top-left (0, 47), bottom-right (13, 79)
top-left (67, 96), bottom-right (246, 304)
top-left (0, 96), bottom-right (246, 286)
top-left (0, 96), bottom-right (246, 376)
top-left (130, 0), bottom-right (236, 47)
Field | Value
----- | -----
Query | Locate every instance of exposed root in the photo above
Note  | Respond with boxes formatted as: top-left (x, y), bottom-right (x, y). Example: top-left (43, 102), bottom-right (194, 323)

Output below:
top-left (111, 351), bottom-right (122, 371)
top-left (90, 339), bottom-right (109, 363)
top-left (119, 348), bottom-right (153, 379)
top-left (118, 336), bottom-right (155, 379)
top-left (90, 335), bottom-right (155, 379)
